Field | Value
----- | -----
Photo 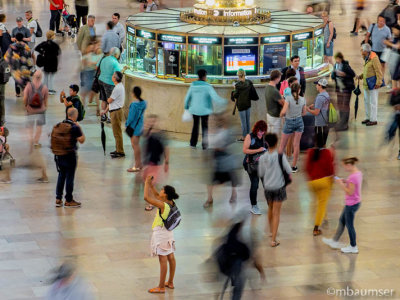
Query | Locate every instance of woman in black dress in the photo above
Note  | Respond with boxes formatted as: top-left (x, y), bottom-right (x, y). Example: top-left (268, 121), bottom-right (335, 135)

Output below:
top-left (35, 30), bottom-right (61, 95)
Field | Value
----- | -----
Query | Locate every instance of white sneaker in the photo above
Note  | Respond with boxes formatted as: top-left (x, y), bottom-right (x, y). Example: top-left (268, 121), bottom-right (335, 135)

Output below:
top-left (341, 245), bottom-right (359, 254)
top-left (322, 237), bottom-right (345, 249)
top-left (250, 205), bottom-right (261, 215)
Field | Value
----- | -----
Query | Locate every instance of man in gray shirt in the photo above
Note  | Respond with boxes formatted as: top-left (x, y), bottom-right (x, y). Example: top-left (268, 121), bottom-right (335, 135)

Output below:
top-left (306, 78), bottom-right (330, 146)
top-left (11, 17), bottom-right (31, 44)
top-left (101, 21), bottom-right (120, 54)
top-left (112, 13), bottom-right (125, 50)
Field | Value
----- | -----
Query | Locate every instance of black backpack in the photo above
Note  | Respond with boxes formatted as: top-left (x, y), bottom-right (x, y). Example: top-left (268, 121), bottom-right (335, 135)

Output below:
top-left (0, 56), bottom-right (11, 84)
top-left (71, 96), bottom-right (85, 122)
top-left (35, 20), bottom-right (43, 38)
top-left (328, 21), bottom-right (337, 40)
top-left (159, 202), bottom-right (181, 231)
top-left (380, 4), bottom-right (398, 28)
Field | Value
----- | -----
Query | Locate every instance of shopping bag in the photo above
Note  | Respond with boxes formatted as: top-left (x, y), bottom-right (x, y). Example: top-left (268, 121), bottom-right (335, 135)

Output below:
top-left (182, 110), bottom-right (193, 122)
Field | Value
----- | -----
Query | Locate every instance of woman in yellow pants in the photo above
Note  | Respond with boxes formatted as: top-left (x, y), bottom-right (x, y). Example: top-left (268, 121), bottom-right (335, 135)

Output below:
top-left (305, 136), bottom-right (335, 236)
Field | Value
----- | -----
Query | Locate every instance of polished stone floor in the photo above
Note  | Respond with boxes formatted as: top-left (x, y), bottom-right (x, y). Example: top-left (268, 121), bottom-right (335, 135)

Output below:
top-left (1, 0), bottom-right (400, 299)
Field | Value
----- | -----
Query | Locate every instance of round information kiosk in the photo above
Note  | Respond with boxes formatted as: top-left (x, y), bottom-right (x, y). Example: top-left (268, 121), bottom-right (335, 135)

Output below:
top-left (123, 0), bottom-right (329, 133)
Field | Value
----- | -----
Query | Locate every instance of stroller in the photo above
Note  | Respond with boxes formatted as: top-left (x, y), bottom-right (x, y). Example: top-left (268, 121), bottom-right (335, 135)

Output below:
top-left (0, 127), bottom-right (15, 171)
top-left (59, 4), bottom-right (78, 38)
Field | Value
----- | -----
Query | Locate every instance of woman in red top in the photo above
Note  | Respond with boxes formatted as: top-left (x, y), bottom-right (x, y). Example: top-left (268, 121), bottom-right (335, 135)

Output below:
top-left (48, 0), bottom-right (64, 34)
top-left (305, 135), bottom-right (335, 236)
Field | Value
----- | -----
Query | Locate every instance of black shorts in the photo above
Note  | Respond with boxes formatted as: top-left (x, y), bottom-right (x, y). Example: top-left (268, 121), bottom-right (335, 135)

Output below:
top-left (99, 80), bottom-right (114, 102)
top-left (264, 187), bottom-right (287, 202)
top-left (374, 51), bottom-right (385, 64)
top-left (212, 171), bottom-right (238, 186)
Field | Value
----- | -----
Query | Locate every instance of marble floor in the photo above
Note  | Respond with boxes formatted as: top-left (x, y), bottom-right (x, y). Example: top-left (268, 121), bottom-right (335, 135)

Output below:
top-left (1, 0), bottom-right (400, 299)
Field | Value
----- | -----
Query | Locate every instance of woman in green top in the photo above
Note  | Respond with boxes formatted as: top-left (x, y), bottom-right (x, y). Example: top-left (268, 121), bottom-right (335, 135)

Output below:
top-left (144, 175), bottom-right (179, 294)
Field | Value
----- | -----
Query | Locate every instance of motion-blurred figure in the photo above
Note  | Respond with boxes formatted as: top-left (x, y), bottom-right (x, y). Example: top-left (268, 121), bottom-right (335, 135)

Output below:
top-left (215, 220), bottom-right (265, 300)
top-left (385, 89), bottom-right (400, 160)
top-left (142, 114), bottom-right (170, 211)
top-left (0, 126), bottom-right (12, 183)
top-left (204, 114), bottom-right (238, 208)
top-left (350, 0), bottom-right (368, 36)
top-left (46, 262), bottom-right (95, 300)
top-left (383, 24), bottom-right (400, 91)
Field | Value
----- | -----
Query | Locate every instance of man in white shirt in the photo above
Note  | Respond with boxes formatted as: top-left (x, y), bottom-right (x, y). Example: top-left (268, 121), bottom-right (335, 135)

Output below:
top-left (111, 13), bottom-right (125, 51)
top-left (25, 10), bottom-right (37, 51)
top-left (105, 71), bottom-right (125, 158)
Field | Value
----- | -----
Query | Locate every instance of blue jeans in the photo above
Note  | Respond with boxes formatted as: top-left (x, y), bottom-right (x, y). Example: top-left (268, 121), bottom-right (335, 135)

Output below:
top-left (239, 108), bottom-right (250, 137)
top-left (333, 203), bottom-right (360, 247)
top-left (55, 153), bottom-right (77, 202)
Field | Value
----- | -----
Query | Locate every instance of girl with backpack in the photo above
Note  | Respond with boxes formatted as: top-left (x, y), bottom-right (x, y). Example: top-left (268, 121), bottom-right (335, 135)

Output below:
top-left (144, 175), bottom-right (180, 294)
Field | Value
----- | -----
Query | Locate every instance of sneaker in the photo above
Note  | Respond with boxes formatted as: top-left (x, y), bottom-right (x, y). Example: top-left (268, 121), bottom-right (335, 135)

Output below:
top-left (291, 166), bottom-right (298, 173)
top-left (322, 237), bottom-right (345, 249)
top-left (37, 177), bottom-right (49, 183)
top-left (341, 245), bottom-right (359, 254)
top-left (49, 90), bottom-right (56, 95)
top-left (55, 199), bottom-right (63, 207)
top-left (64, 200), bottom-right (81, 208)
top-left (250, 205), bottom-right (262, 215)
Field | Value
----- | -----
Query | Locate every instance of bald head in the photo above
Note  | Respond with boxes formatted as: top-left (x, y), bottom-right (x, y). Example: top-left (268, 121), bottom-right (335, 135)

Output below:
top-left (67, 107), bottom-right (78, 121)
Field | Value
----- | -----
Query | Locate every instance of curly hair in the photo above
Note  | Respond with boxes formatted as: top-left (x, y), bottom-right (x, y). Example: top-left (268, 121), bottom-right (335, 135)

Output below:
top-left (251, 120), bottom-right (267, 135)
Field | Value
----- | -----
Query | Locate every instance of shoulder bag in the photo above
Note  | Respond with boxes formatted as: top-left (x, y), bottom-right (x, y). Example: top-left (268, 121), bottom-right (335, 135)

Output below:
top-left (91, 56), bottom-right (105, 93)
top-left (278, 153), bottom-right (292, 187)
top-left (126, 108), bottom-right (144, 137)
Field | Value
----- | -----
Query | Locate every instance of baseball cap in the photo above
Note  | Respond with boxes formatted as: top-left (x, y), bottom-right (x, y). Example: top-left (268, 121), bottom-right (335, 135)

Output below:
top-left (16, 17), bottom-right (23, 22)
top-left (314, 78), bottom-right (328, 87)
top-left (69, 84), bottom-right (79, 93)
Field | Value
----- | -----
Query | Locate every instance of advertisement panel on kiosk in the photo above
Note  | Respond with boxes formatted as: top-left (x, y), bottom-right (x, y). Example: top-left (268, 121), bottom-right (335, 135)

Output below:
top-left (224, 37), bottom-right (258, 76)
top-left (261, 35), bottom-right (290, 74)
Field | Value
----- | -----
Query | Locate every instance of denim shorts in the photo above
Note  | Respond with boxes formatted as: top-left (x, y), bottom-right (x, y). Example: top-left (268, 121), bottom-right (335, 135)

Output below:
top-left (283, 116), bottom-right (304, 134)
top-left (324, 42), bottom-right (334, 57)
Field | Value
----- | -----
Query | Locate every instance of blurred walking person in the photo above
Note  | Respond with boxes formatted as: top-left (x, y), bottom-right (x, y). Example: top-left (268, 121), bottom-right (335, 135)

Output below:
top-left (142, 114), bottom-right (170, 211)
top-left (278, 83), bottom-right (306, 173)
top-left (323, 157), bottom-right (363, 254)
top-left (126, 86), bottom-right (147, 172)
top-left (76, 15), bottom-right (96, 53)
top-left (350, 0), bottom-right (367, 36)
top-left (358, 43), bottom-right (383, 126)
top-left (184, 69), bottom-right (226, 150)
top-left (258, 133), bottom-right (292, 247)
top-left (383, 24), bottom-right (400, 90)
top-left (305, 135), bottom-right (335, 236)
top-left (331, 52), bottom-right (355, 131)
top-left (204, 114), bottom-right (238, 208)
top-left (5, 33), bottom-right (34, 98)
top-left (35, 30), bottom-right (61, 95)
top-left (232, 69), bottom-right (257, 141)
top-left (243, 120), bottom-right (268, 215)
top-left (322, 11), bottom-right (335, 65)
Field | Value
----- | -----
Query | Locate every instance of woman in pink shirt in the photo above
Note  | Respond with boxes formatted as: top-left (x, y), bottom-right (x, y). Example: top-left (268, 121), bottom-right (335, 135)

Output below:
top-left (322, 157), bottom-right (362, 254)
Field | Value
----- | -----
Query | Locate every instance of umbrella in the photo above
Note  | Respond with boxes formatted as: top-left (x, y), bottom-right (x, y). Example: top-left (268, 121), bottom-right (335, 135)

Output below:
top-left (353, 79), bottom-right (361, 119)
top-left (101, 121), bottom-right (106, 155)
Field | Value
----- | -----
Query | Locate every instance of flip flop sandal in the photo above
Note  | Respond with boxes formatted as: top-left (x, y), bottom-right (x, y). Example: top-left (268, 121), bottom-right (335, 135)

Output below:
top-left (145, 205), bottom-right (154, 211)
top-left (148, 287), bottom-right (165, 294)
top-left (165, 282), bottom-right (174, 289)
top-left (271, 240), bottom-right (280, 247)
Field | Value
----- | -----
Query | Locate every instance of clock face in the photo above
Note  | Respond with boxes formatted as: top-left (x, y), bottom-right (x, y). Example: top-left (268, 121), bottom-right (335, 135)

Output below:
top-left (169, 55), bottom-right (176, 62)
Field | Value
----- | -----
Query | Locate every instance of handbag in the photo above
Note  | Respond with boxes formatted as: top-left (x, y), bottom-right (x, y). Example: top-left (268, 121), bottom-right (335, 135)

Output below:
top-left (278, 153), bottom-right (291, 187)
top-left (92, 56), bottom-right (105, 93)
top-left (182, 109), bottom-right (193, 122)
top-left (366, 76), bottom-right (385, 90)
top-left (126, 108), bottom-right (144, 137)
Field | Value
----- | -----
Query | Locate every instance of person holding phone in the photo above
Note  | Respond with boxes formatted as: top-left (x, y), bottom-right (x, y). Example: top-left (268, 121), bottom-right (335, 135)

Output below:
top-left (323, 157), bottom-right (362, 254)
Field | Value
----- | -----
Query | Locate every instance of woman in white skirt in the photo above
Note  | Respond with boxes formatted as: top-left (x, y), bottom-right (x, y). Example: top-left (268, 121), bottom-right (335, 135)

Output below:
top-left (144, 175), bottom-right (179, 294)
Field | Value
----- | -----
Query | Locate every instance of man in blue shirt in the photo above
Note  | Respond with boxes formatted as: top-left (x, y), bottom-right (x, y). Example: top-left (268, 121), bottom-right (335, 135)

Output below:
top-left (101, 21), bottom-right (120, 54)
top-left (364, 15), bottom-right (391, 71)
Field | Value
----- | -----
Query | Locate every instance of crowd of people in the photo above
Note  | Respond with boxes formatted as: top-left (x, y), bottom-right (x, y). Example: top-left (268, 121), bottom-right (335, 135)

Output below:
top-left (0, 0), bottom-right (399, 299)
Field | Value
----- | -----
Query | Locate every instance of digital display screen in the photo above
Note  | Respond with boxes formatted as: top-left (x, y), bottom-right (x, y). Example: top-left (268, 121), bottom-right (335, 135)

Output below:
top-left (224, 46), bottom-right (258, 75)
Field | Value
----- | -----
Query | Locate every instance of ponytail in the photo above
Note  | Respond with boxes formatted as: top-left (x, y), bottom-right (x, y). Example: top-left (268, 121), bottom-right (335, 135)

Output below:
top-left (291, 83), bottom-right (301, 104)
top-left (133, 86), bottom-right (143, 101)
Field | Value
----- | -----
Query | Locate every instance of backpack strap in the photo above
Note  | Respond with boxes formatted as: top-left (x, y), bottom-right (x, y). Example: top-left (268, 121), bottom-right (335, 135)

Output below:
top-left (158, 202), bottom-right (173, 222)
